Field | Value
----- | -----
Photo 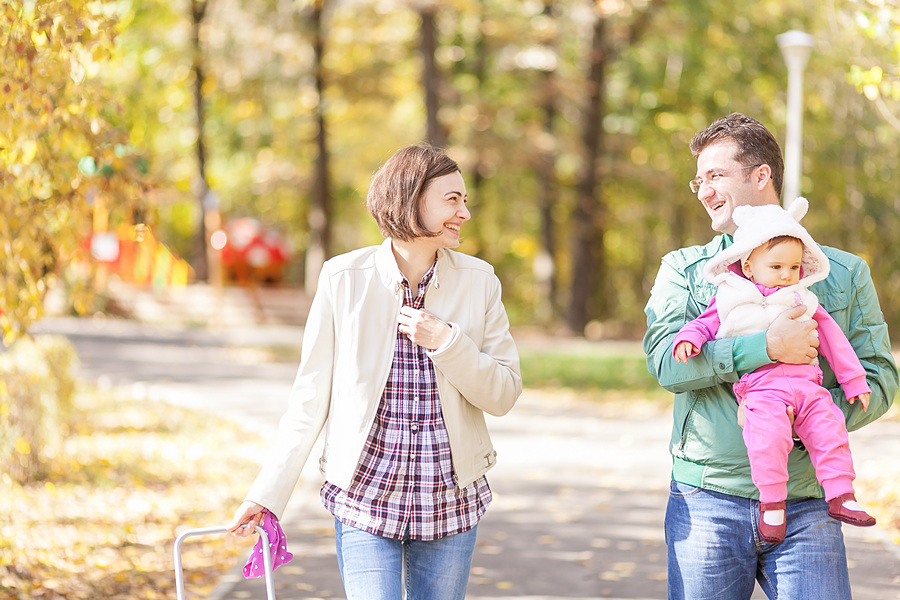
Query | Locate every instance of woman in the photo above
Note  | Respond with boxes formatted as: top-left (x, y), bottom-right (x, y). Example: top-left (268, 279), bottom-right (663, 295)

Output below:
top-left (228, 144), bottom-right (522, 600)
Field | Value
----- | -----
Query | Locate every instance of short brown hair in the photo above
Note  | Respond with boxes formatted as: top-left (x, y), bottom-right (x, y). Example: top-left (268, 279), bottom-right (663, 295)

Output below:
top-left (746, 235), bottom-right (802, 266)
top-left (690, 113), bottom-right (785, 200)
top-left (763, 235), bottom-right (802, 253)
top-left (366, 144), bottom-right (460, 241)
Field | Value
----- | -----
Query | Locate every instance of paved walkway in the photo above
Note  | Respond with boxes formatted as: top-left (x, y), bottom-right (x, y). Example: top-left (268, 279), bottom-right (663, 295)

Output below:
top-left (33, 317), bottom-right (900, 599)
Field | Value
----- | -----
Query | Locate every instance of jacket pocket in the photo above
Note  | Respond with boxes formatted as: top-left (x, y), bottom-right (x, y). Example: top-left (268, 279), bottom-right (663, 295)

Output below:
top-left (817, 288), bottom-right (849, 323)
top-left (693, 282), bottom-right (716, 308)
top-left (669, 480), bottom-right (702, 497)
top-left (674, 392), bottom-right (701, 457)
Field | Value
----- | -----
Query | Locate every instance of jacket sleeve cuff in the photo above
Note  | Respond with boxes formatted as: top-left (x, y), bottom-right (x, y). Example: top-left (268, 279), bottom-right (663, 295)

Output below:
top-left (427, 322), bottom-right (460, 356)
top-left (673, 330), bottom-right (706, 357)
top-left (841, 375), bottom-right (871, 401)
top-left (733, 331), bottom-right (774, 375)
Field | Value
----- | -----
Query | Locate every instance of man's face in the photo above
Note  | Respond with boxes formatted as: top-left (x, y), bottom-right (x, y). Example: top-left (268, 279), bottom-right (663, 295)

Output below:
top-left (693, 140), bottom-right (769, 235)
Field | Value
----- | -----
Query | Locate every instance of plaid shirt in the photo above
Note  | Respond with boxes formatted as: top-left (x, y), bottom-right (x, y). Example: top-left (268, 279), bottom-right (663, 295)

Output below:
top-left (321, 263), bottom-right (491, 540)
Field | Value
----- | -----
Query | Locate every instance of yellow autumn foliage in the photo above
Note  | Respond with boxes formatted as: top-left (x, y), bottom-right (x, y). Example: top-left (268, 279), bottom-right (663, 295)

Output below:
top-left (1, 1), bottom-right (145, 345)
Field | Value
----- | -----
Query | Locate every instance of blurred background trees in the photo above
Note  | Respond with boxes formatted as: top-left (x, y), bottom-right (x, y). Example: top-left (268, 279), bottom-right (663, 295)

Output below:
top-left (4, 0), bottom-right (900, 342)
top-left (6, 4), bottom-right (900, 591)
top-left (0, 0), bottom-right (149, 344)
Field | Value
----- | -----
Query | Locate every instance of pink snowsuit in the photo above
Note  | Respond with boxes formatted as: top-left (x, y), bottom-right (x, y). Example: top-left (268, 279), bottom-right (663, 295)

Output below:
top-left (675, 281), bottom-right (870, 503)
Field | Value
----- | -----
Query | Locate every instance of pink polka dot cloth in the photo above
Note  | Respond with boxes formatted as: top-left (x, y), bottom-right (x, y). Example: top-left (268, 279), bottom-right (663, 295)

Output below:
top-left (242, 510), bottom-right (294, 578)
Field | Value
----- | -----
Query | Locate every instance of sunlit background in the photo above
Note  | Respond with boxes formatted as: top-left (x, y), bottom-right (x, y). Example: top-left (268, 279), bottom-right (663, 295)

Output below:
top-left (3, 1), bottom-right (900, 598)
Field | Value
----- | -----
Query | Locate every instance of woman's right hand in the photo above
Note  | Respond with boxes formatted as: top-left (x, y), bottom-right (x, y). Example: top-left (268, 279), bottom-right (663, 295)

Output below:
top-left (227, 500), bottom-right (266, 537)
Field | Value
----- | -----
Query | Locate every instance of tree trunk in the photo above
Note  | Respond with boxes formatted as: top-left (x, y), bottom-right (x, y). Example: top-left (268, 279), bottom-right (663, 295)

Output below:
top-left (536, 0), bottom-right (560, 323)
top-left (305, 0), bottom-right (331, 295)
top-left (466, 7), bottom-right (487, 250)
top-left (420, 5), bottom-right (446, 147)
top-left (567, 15), bottom-right (608, 335)
top-left (190, 0), bottom-right (210, 282)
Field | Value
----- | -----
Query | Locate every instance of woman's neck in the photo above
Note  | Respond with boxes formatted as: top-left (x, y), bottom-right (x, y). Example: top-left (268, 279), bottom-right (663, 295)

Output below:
top-left (391, 239), bottom-right (437, 285)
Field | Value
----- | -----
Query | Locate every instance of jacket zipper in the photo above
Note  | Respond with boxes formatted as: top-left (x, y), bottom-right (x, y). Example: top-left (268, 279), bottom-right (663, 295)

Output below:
top-left (678, 394), bottom-right (701, 454)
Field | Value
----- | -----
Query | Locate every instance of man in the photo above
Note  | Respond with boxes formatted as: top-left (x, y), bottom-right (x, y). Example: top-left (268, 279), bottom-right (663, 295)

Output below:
top-left (643, 112), bottom-right (898, 599)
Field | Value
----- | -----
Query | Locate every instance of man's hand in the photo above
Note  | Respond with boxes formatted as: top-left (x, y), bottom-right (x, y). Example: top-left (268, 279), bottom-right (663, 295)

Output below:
top-left (737, 401), bottom-right (798, 439)
top-left (766, 305), bottom-right (818, 364)
top-left (737, 399), bottom-right (747, 429)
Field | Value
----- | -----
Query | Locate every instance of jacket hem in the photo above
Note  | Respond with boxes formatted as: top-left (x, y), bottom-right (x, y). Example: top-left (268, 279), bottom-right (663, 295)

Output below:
top-left (671, 457), bottom-right (826, 500)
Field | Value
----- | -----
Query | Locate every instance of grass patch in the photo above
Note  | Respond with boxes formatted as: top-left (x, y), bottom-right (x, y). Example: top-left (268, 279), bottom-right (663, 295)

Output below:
top-left (0, 386), bottom-right (265, 600)
top-left (519, 342), bottom-right (669, 401)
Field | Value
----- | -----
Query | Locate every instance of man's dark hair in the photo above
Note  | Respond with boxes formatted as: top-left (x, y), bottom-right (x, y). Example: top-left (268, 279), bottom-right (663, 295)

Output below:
top-left (690, 113), bottom-right (785, 199)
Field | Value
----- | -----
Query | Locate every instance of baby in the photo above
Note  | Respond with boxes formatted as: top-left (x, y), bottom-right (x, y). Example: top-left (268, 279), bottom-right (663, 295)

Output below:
top-left (673, 198), bottom-right (876, 544)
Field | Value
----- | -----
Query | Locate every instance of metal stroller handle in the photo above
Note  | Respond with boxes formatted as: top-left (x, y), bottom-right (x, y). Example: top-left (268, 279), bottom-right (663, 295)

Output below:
top-left (174, 525), bottom-right (275, 600)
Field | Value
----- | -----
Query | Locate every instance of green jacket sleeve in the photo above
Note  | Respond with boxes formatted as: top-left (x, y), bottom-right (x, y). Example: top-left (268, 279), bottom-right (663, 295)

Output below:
top-left (643, 250), bottom-right (745, 393)
top-left (817, 252), bottom-right (898, 431)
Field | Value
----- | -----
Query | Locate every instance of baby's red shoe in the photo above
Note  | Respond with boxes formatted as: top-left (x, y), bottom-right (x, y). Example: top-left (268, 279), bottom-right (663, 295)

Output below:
top-left (758, 501), bottom-right (786, 544)
top-left (827, 493), bottom-right (876, 527)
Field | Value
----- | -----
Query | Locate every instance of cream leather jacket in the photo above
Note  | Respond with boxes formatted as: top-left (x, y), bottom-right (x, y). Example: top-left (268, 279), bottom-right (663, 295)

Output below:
top-left (246, 239), bottom-right (523, 519)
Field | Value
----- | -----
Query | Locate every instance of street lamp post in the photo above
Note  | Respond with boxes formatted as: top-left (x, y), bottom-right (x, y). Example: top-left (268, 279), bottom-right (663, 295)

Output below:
top-left (776, 30), bottom-right (814, 206)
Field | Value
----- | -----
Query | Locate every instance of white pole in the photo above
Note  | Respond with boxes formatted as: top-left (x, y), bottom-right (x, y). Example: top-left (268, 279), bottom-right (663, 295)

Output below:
top-left (776, 31), bottom-right (814, 206)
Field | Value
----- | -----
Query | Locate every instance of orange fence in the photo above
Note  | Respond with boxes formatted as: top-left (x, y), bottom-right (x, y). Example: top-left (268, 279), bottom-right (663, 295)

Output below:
top-left (91, 224), bottom-right (193, 290)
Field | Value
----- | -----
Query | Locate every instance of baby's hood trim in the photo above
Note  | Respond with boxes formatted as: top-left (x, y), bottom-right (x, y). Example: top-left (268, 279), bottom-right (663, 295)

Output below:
top-left (702, 197), bottom-right (830, 286)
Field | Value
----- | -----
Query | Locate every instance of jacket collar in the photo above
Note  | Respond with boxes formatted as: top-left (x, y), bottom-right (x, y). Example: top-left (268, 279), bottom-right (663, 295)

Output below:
top-left (375, 238), bottom-right (445, 292)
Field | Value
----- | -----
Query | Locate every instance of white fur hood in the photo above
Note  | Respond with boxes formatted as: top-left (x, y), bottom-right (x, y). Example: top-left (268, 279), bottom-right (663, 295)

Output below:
top-left (702, 197), bottom-right (830, 288)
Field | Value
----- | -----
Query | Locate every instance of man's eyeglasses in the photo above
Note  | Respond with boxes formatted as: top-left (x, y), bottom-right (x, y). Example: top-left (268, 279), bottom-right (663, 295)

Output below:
top-left (689, 164), bottom-right (761, 194)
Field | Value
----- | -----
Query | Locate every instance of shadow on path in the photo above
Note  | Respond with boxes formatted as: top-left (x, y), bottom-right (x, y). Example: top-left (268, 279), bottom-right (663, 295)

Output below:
top-left (32, 317), bottom-right (900, 600)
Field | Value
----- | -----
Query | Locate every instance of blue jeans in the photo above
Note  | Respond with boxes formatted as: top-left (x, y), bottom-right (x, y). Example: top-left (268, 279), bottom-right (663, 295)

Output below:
top-left (334, 519), bottom-right (477, 600)
top-left (666, 480), bottom-right (850, 600)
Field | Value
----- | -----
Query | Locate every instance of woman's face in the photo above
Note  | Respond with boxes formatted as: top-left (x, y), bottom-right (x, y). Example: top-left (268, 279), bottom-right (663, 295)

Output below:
top-left (417, 171), bottom-right (470, 249)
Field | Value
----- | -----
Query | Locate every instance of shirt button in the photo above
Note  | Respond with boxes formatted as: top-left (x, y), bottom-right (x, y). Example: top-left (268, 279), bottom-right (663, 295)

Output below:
top-left (411, 424), bottom-right (419, 433)
top-left (719, 363), bottom-right (726, 369)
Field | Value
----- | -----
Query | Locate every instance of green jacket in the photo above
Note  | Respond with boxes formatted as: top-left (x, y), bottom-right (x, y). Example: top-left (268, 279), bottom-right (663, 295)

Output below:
top-left (643, 234), bottom-right (898, 499)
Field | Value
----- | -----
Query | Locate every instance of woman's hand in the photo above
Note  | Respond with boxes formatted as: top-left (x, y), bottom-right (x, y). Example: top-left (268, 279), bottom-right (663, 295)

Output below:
top-left (227, 501), bottom-right (266, 538)
top-left (397, 306), bottom-right (451, 350)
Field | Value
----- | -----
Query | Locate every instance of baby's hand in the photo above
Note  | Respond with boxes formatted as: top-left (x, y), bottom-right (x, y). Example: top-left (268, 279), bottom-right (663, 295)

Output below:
top-left (674, 341), bottom-right (698, 364)
top-left (849, 392), bottom-right (870, 411)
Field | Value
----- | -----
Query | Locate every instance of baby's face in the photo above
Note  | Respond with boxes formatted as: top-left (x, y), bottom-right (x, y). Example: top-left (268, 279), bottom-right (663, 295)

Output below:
top-left (741, 239), bottom-right (803, 288)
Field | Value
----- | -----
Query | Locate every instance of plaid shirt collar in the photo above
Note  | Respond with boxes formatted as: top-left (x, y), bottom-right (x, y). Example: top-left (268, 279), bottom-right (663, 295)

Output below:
top-left (401, 261), bottom-right (437, 306)
top-left (377, 239), bottom-right (445, 292)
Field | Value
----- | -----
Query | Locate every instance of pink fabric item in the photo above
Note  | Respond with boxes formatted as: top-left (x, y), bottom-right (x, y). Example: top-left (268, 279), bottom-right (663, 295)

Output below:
top-left (243, 510), bottom-right (293, 579)
top-left (736, 363), bottom-right (857, 503)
